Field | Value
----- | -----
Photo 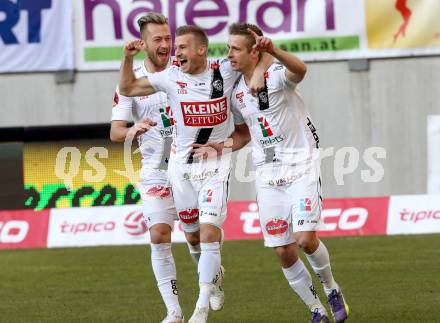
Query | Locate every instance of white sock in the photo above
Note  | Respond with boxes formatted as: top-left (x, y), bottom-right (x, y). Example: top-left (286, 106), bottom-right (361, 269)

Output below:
top-left (196, 283), bottom-right (214, 309)
top-left (150, 243), bottom-right (182, 315)
top-left (305, 241), bottom-right (339, 295)
top-left (187, 242), bottom-right (201, 264)
top-left (196, 242), bottom-right (221, 308)
top-left (282, 259), bottom-right (325, 313)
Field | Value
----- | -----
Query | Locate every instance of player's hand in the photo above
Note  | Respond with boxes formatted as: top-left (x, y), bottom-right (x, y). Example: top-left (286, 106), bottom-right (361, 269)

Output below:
top-left (248, 28), bottom-right (274, 54)
top-left (124, 39), bottom-right (145, 57)
top-left (191, 142), bottom-right (225, 160)
top-left (127, 118), bottom-right (157, 138)
top-left (248, 72), bottom-right (265, 97)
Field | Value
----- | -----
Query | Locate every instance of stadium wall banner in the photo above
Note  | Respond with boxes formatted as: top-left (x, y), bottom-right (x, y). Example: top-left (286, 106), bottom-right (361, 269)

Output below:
top-left (73, 0), bottom-right (440, 70)
top-left (386, 195), bottom-right (440, 235)
top-left (1, 195), bottom-right (439, 249)
top-left (47, 205), bottom-right (186, 248)
top-left (0, 0), bottom-right (74, 73)
top-left (428, 115), bottom-right (440, 194)
top-left (0, 209), bottom-right (50, 249)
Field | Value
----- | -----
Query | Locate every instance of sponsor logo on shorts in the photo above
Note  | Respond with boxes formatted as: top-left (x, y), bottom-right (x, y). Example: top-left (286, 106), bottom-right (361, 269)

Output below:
top-left (146, 185), bottom-right (171, 199)
top-left (183, 169), bottom-right (219, 181)
top-left (200, 210), bottom-right (218, 217)
top-left (265, 218), bottom-right (289, 235)
top-left (300, 198), bottom-right (312, 212)
top-left (181, 97), bottom-right (228, 126)
top-left (268, 171), bottom-right (307, 187)
top-left (124, 211), bottom-right (148, 236)
top-left (178, 208), bottom-right (199, 224)
top-left (202, 189), bottom-right (213, 203)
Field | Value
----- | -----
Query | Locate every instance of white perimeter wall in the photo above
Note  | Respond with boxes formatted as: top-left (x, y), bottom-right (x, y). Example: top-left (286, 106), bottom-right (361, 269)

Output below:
top-left (1, 56), bottom-right (439, 198)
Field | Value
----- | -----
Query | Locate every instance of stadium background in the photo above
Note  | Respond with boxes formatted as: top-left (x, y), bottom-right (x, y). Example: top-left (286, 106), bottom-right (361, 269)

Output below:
top-left (1, 1), bottom-right (440, 322)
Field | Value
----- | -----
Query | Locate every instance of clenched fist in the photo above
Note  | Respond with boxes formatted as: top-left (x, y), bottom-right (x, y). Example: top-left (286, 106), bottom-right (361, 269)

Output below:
top-left (124, 39), bottom-right (146, 57)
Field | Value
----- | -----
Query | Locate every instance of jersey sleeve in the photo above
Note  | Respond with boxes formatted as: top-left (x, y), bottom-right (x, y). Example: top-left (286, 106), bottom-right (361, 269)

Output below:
top-left (111, 86), bottom-right (133, 121)
top-left (147, 68), bottom-right (171, 93)
top-left (270, 63), bottom-right (298, 90)
top-left (230, 90), bottom-right (245, 125)
top-left (219, 58), bottom-right (241, 81)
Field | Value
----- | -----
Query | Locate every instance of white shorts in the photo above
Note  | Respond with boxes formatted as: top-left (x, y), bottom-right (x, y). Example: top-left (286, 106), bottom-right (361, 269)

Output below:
top-left (168, 157), bottom-right (231, 233)
top-left (139, 168), bottom-right (177, 230)
top-left (256, 164), bottom-right (323, 247)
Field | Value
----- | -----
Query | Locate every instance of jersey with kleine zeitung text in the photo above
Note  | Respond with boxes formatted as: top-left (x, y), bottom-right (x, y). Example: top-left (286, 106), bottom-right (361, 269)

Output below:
top-left (231, 63), bottom-right (320, 167)
top-left (112, 61), bottom-right (174, 171)
top-left (148, 59), bottom-right (240, 163)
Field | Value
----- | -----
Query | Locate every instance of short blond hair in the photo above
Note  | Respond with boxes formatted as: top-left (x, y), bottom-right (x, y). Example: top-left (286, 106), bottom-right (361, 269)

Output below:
top-left (176, 25), bottom-right (208, 46)
top-left (137, 12), bottom-right (168, 33)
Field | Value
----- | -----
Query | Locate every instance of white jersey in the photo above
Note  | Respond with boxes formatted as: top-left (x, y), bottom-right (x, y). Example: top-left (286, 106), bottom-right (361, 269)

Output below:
top-left (112, 61), bottom-right (174, 171)
top-left (148, 59), bottom-right (240, 163)
top-left (231, 63), bottom-right (319, 166)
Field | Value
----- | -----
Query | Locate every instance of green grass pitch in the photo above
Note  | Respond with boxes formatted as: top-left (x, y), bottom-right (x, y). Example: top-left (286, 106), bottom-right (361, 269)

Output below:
top-left (1, 235), bottom-right (439, 322)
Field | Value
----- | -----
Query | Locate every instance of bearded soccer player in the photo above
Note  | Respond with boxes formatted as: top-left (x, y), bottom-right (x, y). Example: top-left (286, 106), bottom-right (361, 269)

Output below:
top-left (111, 13), bottom-right (202, 323)
top-left (195, 23), bottom-right (350, 323)
top-left (119, 25), bottom-right (268, 323)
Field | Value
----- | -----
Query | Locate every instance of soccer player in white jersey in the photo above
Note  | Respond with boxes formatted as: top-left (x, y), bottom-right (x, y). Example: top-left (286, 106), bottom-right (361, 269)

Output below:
top-left (119, 25), bottom-right (268, 323)
top-left (194, 23), bottom-right (350, 323)
top-left (111, 13), bottom-right (201, 323)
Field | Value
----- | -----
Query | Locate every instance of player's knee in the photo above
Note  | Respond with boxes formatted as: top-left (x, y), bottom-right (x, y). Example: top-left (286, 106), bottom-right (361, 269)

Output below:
top-left (149, 224), bottom-right (172, 244)
top-left (200, 226), bottom-right (221, 243)
top-left (185, 231), bottom-right (200, 246)
top-left (296, 236), bottom-right (318, 254)
top-left (274, 245), bottom-right (298, 267)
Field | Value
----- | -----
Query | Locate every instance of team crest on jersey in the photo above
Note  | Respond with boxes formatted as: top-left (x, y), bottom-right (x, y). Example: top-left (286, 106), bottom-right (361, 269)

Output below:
top-left (181, 97), bottom-right (228, 126)
top-left (266, 218), bottom-right (288, 235)
top-left (176, 81), bottom-right (188, 94)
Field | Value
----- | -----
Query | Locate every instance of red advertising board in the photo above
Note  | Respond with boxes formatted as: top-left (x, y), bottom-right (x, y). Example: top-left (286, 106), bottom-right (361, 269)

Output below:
top-left (318, 197), bottom-right (389, 237)
top-left (224, 197), bottom-right (389, 240)
top-left (0, 210), bottom-right (50, 249)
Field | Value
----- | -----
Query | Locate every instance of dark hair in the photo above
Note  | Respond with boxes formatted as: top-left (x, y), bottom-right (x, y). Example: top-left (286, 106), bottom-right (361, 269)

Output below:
top-left (175, 25), bottom-right (209, 46)
top-left (229, 23), bottom-right (263, 51)
top-left (137, 12), bottom-right (168, 34)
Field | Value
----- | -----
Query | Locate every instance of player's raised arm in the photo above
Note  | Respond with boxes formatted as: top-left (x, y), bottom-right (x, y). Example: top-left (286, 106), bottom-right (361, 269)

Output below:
top-left (119, 40), bottom-right (157, 97)
top-left (248, 28), bottom-right (307, 84)
top-left (248, 52), bottom-right (274, 96)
